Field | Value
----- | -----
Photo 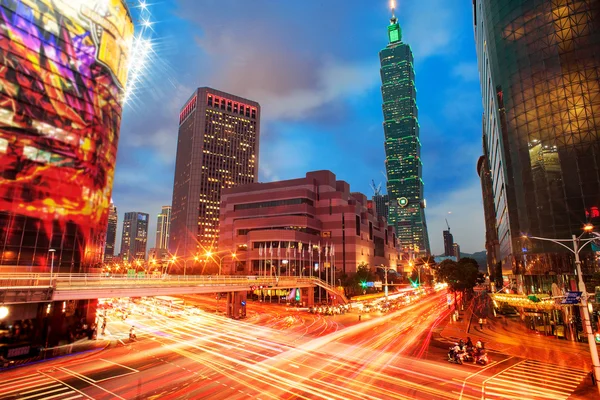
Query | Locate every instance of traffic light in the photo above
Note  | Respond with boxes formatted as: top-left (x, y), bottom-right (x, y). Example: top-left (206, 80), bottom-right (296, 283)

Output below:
top-left (595, 332), bottom-right (600, 344)
top-left (360, 281), bottom-right (367, 289)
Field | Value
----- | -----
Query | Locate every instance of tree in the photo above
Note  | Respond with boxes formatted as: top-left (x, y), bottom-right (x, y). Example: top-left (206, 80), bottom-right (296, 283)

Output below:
top-left (437, 258), bottom-right (479, 293)
top-left (353, 262), bottom-right (375, 294)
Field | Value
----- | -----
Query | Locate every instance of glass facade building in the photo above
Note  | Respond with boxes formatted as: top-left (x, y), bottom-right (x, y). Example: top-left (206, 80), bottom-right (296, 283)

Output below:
top-left (474, 0), bottom-right (600, 275)
top-left (169, 88), bottom-right (260, 260)
top-left (379, 12), bottom-right (430, 257)
top-left (0, 1), bottom-right (133, 271)
top-left (120, 212), bottom-right (149, 262)
top-left (155, 205), bottom-right (171, 252)
top-left (104, 203), bottom-right (118, 263)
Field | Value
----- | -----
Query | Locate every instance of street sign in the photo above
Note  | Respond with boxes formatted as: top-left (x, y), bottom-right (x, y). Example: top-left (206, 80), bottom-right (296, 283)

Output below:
top-left (374, 281), bottom-right (383, 288)
top-left (562, 291), bottom-right (583, 305)
top-left (366, 282), bottom-right (374, 288)
top-left (241, 301), bottom-right (246, 306)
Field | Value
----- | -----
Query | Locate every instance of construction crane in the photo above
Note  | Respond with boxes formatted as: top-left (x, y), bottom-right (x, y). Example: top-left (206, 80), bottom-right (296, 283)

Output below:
top-left (370, 179), bottom-right (382, 196)
top-left (445, 218), bottom-right (451, 232)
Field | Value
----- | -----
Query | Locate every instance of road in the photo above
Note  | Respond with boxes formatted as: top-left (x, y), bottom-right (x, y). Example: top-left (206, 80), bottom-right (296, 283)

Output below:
top-left (0, 291), bottom-right (591, 399)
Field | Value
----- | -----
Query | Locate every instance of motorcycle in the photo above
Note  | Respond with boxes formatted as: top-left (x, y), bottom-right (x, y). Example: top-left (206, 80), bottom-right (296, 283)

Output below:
top-left (447, 347), bottom-right (464, 365)
top-left (474, 350), bottom-right (489, 365)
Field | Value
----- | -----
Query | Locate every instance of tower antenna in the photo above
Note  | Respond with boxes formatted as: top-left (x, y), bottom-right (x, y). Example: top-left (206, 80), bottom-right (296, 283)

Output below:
top-left (390, 0), bottom-right (396, 19)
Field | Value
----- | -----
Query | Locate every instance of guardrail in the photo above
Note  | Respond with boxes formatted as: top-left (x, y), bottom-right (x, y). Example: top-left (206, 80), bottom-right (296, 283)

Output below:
top-left (0, 273), bottom-right (349, 304)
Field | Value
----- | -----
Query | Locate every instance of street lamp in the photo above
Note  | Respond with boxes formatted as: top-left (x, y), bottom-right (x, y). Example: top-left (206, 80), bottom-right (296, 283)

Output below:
top-left (205, 251), bottom-right (236, 275)
top-left (48, 249), bottom-right (56, 281)
top-left (522, 225), bottom-right (600, 393)
top-left (380, 264), bottom-right (394, 302)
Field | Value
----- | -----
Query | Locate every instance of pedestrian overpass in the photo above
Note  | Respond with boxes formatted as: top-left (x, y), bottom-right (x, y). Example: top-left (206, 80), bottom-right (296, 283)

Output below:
top-left (0, 273), bottom-right (349, 311)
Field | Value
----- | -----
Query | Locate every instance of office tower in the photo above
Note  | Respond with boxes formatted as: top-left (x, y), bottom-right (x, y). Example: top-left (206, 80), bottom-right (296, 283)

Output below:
top-left (104, 203), bottom-right (118, 263)
top-left (443, 229), bottom-right (454, 257)
top-left (170, 88), bottom-right (260, 259)
top-left (379, 7), bottom-right (430, 258)
top-left (120, 212), bottom-right (149, 262)
top-left (372, 194), bottom-right (389, 221)
top-left (156, 206), bottom-right (171, 251)
top-left (0, 1), bottom-right (133, 271)
top-left (477, 155), bottom-right (498, 275)
top-left (474, 0), bottom-right (600, 276)
top-left (453, 243), bottom-right (461, 261)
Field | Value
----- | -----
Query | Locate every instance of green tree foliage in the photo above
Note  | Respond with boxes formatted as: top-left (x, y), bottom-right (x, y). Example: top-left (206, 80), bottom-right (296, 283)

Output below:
top-left (353, 262), bottom-right (375, 293)
top-left (437, 258), bottom-right (479, 293)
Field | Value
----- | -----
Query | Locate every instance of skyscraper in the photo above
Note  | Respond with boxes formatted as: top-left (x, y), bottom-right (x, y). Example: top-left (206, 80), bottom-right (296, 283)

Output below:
top-left (474, 0), bottom-right (600, 276)
top-left (170, 88), bottom-right (260, 260)
top-left (104, 203), bottom-right (118, 263)
top-left (372, 194), bottom-right (389, 221)
top-left (443, 229), bottom-right (454, 257)
top-left (453, 243), bottom-right (461, 261)
top-left (155, 206), bottom-right (171, 252)
top-left (120, 212), bottom-right (149, 262)
top-left (380, 7), bottom-right (430, 258)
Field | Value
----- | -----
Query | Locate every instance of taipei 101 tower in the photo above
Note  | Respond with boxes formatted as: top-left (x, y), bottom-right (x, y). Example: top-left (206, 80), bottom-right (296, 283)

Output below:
top-left (380, 1), bottom-right (430, 258)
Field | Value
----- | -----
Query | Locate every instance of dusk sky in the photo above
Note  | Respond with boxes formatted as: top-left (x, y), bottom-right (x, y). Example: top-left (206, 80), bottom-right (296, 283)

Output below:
top-left (114, 0), bottom-right (484, 255)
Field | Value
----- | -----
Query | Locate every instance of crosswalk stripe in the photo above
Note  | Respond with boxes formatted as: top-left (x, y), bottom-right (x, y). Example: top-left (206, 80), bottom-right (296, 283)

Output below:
top-left (483, 360), bottom-right (585, 400)
top-left (20, 387), bottom-right (73, 400)
top-left (20, 383), bottom-right (64, 395)
top-left (0, 379), bottom-right (54, 396)
top-left (62, 396), bottom-right (83, 400)
top-left (0, 374), bottom-right (39, 387)
top-left (524, 359), bottom-right (586, 374)
top-left (502, 371), bottom-right (580, 389)
top-left (0, 375), bottom-right (47, 390)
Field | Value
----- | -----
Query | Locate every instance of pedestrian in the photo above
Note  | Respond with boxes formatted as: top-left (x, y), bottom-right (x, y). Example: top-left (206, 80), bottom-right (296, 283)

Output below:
top-left (479, 317), bottom-right (484, 329)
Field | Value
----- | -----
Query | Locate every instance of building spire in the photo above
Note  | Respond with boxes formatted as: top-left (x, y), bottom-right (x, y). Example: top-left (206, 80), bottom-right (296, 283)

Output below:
top-left (390, 0), bottom-right (398, 24)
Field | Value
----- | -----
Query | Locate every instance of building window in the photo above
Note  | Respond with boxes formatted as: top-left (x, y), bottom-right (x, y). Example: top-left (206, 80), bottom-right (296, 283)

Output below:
top-left (369, 222), bottom-right (373, 241)
top-left (234, 198), bottom-right (313, 211)
top-left (355, 215), bottom-right (360, 236)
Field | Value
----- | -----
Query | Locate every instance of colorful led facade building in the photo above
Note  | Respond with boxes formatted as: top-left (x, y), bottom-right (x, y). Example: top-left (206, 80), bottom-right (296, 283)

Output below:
top-left (0, 1), bottom-right (133, 272)
top-left (104, 203), bottom-right (118, 263)
top-left (120, 212), bottom-right (149, 262)
top-left (379, 8), bottom-right (430, 258)
top-left (474, 0), bottom-right (600, 277)
top-left (169, 88), bottom-right (260, 260)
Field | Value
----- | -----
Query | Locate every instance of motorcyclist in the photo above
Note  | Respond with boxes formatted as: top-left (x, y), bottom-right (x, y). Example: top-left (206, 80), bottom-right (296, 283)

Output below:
top-left (449, 343), bottom-right (462, 361)
top-left (129, 326), bottom-right (136, 340)
top-left (466, 337), bottom-right (474, 349)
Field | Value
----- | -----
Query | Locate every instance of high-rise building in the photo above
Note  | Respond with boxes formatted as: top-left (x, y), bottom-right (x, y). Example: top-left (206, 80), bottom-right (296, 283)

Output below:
top-left (170, 88), bottom-right (260, 260)
top-left (104, 203), bottom-right (118, 263)
top-left (477, 154), bottom-right (498, 275)
top-left (155, 206), bottom-right (171, 251)
top-left (379, 8), bottom-right (430, 258)
top-left (453, 243), bottom-right (461, 261)
top-left (0, 1), bottom-right (133, 272)
top-left (372, 194), bottom-right (389, 221)
top-left (120, 212), bottom-right (149, 262)
top-left (443, 229), bottom-right (454, 257)
top-left (474, 0), bottom-right (600, 277)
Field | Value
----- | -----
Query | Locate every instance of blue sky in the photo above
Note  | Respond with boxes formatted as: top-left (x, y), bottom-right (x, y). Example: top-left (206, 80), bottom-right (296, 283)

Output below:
top-left (114, 0), bottom-right (484, 255)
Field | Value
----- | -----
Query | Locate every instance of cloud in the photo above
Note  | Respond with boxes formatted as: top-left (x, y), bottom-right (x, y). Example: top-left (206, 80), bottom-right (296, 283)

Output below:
top-left (426, 181), bottom-right (485, 254)
top-left (401, 0), bottom-right (458, 59)
top-left (451, 62), bottom-right (479, 81)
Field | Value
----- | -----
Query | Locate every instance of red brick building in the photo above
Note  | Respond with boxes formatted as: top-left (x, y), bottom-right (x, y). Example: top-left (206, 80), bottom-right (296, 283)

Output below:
top-left (218, 171), bottom-right (399, 276)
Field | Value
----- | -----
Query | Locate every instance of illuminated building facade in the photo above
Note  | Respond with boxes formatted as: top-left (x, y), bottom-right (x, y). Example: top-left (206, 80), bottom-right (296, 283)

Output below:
top-left (104, 203), bottom-right (118, 263)
top-left (477, 154), bottom-right (499, 275)
top-left (170, 88), bottom-right (260, 260)
top-left (0, 0), bottom-right (133, 272)
top-left (155, 205), bottom-right (171, 251)
top-left (218, 170), bottom-right (398, 275)
top-left (379, 9), bottom-right (430, 258)
top-left (474, 0), bottom-right (600, 276)
top-left (120, 212), bottom-right (149, 262)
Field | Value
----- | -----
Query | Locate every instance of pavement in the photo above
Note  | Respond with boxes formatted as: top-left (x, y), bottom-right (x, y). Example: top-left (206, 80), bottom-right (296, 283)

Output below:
top-left (438, 293), bottom-right (599, 399)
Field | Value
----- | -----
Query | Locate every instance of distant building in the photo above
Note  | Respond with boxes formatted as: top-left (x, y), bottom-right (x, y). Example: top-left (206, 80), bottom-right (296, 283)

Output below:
top-left (170, 88), bottom-right (260, 260)
top-left (104, 203), bottom-right (118, 263)
top-left (120, 212), bottom-right (149, 262)
top-left (155, 206), bottom-right (171, 252)
top-left (218, 170), bottom-right (399, 275)
top-left (372, 193), bottom-right (389, 221)
top-left (443, 229), bottom-right (454, 257)
top-left (453, 243), bottom-right (461, 261)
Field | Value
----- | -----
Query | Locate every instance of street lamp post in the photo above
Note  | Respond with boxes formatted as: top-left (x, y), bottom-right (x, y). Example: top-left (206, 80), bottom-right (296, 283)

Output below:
top-left (524, 225), bottom-right (600, 394)
top-left (206, 251), bottom-right (236, 275)
top-left (184, 256), bottom-right (199, 277)
top-left (48, 249), bottom-right (56, 282)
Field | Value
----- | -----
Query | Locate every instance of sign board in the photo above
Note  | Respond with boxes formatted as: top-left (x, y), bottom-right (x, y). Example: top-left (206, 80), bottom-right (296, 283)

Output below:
top-left (374, 281), bottom-right (383, 288)
top-left (366, 282), bottom-right (374, 288)
top-left (562, 291), bottom-right (583, 305)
